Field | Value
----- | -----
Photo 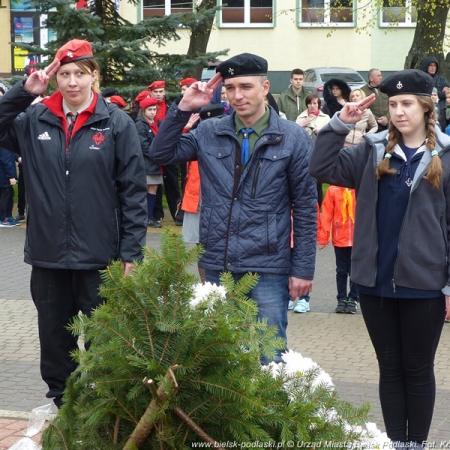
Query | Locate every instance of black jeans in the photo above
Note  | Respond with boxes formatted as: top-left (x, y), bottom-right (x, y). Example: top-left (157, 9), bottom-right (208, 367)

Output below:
top-left (359, 295), bottom-right (446, 442)
top-left (30, 267), bottom-right (104, 401)
top-left (0, 186), bottom-right (13, 220)
top-left (334, 246), bottom-right (358, 300)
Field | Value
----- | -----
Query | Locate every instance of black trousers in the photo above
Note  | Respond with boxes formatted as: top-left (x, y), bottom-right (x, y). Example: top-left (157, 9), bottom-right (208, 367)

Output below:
top-left (17, 162), bottom-right (26, 216)
top-left (334, 246), bottom-right (358, 301)
top-left (359, 295), bottom-right (446, 443)
top-left (30, 267), bottom-right (104, 401)
top-left (154, 164), bottom-right (182, 221)
top-left (0, 186), bottom-right (13, 220)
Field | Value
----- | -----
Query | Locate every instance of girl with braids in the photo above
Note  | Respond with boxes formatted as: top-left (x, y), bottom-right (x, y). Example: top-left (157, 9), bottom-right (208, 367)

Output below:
top-left (310, 69), bottom-right (450, 450)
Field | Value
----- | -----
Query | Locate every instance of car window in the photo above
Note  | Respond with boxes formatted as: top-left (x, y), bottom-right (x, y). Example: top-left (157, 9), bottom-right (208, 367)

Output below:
top-left (304, 71), bottom-right (316, 82)
top-left (320, 72), bottom-right (365, 83)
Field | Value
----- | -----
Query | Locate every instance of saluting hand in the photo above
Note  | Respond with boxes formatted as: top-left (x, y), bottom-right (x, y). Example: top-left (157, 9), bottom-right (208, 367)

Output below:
top-left (24, 58), bottom-right (60, 96)
top-left (178, 73), bottom-right (223, 112)
top-left (339, 93), bottom-right (377, 124)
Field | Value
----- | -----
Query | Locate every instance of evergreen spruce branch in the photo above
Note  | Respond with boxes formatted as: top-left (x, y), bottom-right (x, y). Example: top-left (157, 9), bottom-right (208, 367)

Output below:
top-left (123, 366), bottom-right (180, 450)
top-left (174, 407), bottom-right (224, 450)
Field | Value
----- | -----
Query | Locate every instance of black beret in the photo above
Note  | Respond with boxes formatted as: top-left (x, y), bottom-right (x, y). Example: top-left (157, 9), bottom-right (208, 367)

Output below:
top-left (216, 53), bottom-right (268, 80)
top-left (380, 69), bottom-right (434, 98)
top-left (200, 103), bottom-right (225, 120)
top-left (101, 87), bottom-right (120, 98)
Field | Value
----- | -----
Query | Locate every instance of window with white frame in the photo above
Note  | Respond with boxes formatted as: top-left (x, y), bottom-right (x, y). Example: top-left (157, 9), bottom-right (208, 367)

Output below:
top-left (220, 0), bottom-right (273, 27)
top-left (299, 0), bottom-right (354, 27)
top-left (380, 0), bottom-right (416, 27)
top-left (143, 0), bottom-right (193, 18)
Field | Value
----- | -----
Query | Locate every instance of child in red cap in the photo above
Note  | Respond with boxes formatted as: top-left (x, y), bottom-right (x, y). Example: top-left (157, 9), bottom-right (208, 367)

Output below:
top-left (135, 97), bottom-right (164, 227)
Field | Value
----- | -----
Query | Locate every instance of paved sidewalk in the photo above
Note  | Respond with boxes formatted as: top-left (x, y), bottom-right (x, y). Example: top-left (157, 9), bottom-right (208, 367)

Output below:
top-left (1, 225), bottom-right (449, 448)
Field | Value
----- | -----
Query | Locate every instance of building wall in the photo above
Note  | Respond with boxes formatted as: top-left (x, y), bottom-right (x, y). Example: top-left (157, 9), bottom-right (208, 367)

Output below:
top-left (138, 0), bottom-right (419, 73)
top-left (0, 1), bottom-right (12, 77)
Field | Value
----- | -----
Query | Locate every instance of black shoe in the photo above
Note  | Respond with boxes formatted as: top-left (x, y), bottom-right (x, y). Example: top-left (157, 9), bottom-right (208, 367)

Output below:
top-left (148, 219), bottom-right (162, 228)
top-left (15, 214), bottom-right (25, 223)
top-left (175, 219), bottom-right (183, 226)
top-left (335, 299), bottom-right (347, 313)
top-left (345, 298), bottom-right (357, 314)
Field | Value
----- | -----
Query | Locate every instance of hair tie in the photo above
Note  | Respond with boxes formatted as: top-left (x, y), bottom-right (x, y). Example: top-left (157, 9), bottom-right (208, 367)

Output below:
top-left (431, 149), bottom-right (439, 157)
top-left (384, 153), bottom-right (392, 160)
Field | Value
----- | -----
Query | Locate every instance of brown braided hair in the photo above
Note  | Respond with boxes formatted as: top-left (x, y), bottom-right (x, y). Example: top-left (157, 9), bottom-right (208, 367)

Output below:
top-left (376, 96), bottom-right (442, 189)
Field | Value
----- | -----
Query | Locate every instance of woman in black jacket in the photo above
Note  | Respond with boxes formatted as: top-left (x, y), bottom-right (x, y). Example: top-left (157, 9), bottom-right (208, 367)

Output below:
top-left (0, 39), bottom-right (147, 408)
top-left (322, 78), bottom-right (351, 117)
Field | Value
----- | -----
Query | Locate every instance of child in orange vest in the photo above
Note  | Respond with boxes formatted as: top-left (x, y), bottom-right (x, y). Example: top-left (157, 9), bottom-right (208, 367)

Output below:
top-left (318, 186), bottom-right (358, 314)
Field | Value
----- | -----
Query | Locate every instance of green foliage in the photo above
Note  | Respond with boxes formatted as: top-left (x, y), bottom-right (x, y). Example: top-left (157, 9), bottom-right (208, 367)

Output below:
top-left (19, 0), bottom-right (225, 94)
top-left (42, 231), bottom-right (368, 449)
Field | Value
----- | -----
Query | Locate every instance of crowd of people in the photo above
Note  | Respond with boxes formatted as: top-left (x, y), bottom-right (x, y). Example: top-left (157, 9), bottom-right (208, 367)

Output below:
top-left (1, 38), bottom-right (450, 450)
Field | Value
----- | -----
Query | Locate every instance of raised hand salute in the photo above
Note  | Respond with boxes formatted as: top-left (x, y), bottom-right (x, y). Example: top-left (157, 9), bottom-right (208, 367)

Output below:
top-left (178, 72), bottom-right (223, 112)
top-left (24, 58), bottom-right (60, 96)
top-left (339, 93), bottom-right (376, 124)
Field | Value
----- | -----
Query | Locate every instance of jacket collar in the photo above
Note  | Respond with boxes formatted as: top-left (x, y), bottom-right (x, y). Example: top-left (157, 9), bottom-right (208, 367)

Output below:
top-left (214, 106), bottom-right (284, 143)
top-left (38, 91), bottom-right (110, 128)
top-left (367, 126), bottom-right (450, 192)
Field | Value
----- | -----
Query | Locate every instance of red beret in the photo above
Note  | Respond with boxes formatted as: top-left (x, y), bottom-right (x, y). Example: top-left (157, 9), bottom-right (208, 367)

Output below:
top-left (55, 39), bottom-right (94, 66)
top-left (139, 97), bottom-right (159, 110)
top-left (109, 95), bottom-right (127, 108)
top-left (148, 80), bottom-right (166, 91)
top-left (134, 90), bottom-right (151, 103)
top-left (180, 77), bottom-right (198, 87)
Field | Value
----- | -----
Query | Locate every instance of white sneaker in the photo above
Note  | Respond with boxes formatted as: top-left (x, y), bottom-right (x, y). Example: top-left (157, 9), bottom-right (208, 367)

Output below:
top-left (293, 298), bottom-right (310, 313)
top-left (288, 299), bottom-right (296, 310)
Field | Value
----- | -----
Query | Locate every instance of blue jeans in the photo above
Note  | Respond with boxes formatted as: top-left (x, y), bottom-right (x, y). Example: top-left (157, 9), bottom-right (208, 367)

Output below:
top-left (205, 270), bottom-right (289, 362)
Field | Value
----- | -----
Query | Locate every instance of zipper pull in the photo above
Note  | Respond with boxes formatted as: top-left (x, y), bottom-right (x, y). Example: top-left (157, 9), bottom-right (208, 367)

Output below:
top-left (392, 278), bottom-right (396, 293)
top-left (66, 170), bottom-right (69, 176)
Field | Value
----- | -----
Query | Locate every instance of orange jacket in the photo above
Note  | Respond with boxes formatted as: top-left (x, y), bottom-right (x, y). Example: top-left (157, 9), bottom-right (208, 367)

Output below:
top-left (318, 186), bottom-right (355, 247)
top-left (181, 161), bottom-right (200, 213)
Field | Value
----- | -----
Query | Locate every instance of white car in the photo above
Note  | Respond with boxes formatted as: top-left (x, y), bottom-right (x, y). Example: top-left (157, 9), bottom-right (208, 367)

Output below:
top-left (303, 67), bottom-right (366, 97)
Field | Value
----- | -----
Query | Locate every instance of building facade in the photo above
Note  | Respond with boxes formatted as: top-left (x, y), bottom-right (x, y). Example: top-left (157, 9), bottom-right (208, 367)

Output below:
top-left (1, 0), bottom-right (449, 90)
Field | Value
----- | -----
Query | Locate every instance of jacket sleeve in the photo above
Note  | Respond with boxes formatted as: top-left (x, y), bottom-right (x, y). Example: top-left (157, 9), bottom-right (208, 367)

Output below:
top-left (289, 129), bottom-right (318, 280)
top-left (0, 82), bottom-right (36, 154)
top-left (317, 187), bottom-right (334, 246)
top-left (149, 105), bottom-right (199, 165)
top-left (366, 111), bottom-right (378, 134)
top-left (309, 113), bottom-right (372, 190)
top-left (114, 112), bottom-right (148, 262)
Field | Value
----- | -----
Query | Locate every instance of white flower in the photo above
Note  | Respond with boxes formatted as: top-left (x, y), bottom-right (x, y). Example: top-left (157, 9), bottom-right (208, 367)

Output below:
top-left (189, 282), bottom-right (227, 311)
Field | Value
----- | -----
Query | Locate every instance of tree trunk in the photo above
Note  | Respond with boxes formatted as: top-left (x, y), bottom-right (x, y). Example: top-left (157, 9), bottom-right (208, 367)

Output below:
top-left (186, 0), bottom-right (217, 79)
top-left (404, 0), bottom-right (450, 72)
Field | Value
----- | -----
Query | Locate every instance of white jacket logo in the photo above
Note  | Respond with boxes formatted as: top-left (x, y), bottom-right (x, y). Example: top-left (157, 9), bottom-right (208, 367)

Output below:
top-left (37, 131), bottom-right (51, 141)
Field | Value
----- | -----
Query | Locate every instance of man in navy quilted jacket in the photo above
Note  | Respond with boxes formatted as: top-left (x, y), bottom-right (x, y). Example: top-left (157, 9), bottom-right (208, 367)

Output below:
top-left (150, 53), bottom-right (317, 361)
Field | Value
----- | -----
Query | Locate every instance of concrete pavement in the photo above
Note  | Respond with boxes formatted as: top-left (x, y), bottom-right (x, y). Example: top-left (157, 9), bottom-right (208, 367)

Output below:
top-left (0, 224), bottom-right (449, 448)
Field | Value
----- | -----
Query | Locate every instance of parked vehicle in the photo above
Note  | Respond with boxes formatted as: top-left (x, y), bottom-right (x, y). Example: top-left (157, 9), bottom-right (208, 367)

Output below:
top-left (303, 67), bottom-right (366, 97)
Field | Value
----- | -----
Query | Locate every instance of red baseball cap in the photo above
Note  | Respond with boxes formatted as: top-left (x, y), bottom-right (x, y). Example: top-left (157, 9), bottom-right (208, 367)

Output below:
top-left (148, 80), bottom-right (166, 91)
top-left (109, 95), bottom-right (127, 108)
top-left (180, 77), bottom-right (198, 87)
top-left (55, 39), bottom-right (94, 66)
top-left (140, 97), bottom-right (158, 110)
